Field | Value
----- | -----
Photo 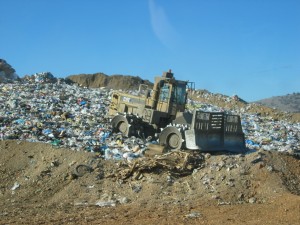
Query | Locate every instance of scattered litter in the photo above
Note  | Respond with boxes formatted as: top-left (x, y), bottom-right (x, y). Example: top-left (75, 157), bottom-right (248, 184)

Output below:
top-left (73, 164), bottom-right (93, 177)
top-left (11, 182), bottom-right (20, 191)
top-left (95, 200), bottom-right (116, 207)
top-left (74, 201), bottom-right (89, 206)
top-left (185, 212), bottom-right (201, 218)
top-left (266, 165), bottom-right (274, 172)
top-left (248, 197), bottom-right (257, 204)
top-left (131, 185), bottom-right (142, 193)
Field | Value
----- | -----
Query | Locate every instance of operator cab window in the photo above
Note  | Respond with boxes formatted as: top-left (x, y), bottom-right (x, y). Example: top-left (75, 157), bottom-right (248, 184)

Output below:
top-left (159, 84), bottom-right (170, 102)
top-left (171, 83), bottom-right (186, 104)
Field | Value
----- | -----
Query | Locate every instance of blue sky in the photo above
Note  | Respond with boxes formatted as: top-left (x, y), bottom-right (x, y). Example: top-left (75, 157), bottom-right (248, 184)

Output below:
top-left (1, 0), bottom-right (299, 101)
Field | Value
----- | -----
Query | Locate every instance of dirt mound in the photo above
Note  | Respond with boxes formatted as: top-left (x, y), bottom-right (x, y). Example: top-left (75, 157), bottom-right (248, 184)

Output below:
top-left (66, 73), bottom-right (153, 90)
top-left (1, 140), bottom-right (299, 224)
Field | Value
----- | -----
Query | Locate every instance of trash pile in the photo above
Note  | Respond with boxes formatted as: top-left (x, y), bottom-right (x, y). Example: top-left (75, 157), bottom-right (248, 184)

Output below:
top-left (0, 74), bottom-right (110, 152)
top-left (242, 113), bottom-right (300, 153)
top-left (0, 73), bottom-right (299, 161)
top-left (0, 73), bottom-right (153, 161)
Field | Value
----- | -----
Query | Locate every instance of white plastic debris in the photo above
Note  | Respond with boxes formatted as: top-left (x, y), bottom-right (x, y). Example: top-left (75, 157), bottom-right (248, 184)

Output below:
top-left (95, 200), bottom-right (116, 207)
top-left (11, 182), bottom-right (20, 191)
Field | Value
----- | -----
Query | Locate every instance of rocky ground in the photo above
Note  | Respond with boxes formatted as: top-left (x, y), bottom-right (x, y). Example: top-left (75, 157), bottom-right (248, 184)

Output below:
top-left (0, 140), bottom-right (299, 225)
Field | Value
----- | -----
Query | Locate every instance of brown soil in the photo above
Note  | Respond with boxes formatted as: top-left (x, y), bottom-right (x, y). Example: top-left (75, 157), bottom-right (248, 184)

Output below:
top-left (66, 73), bottom-right (152, 90)
top-left (0, 140), bottom-right (299, 225)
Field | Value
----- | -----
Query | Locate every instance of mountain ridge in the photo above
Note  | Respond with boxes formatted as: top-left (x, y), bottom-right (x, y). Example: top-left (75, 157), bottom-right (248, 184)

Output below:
top-left (254, 93), bottom-right (300, 113)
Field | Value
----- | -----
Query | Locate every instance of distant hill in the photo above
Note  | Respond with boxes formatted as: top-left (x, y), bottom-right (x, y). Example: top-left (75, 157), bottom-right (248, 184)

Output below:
top-left (0, 59), bottom-right (19, 82)
top-left (66, 73), bottom-right (153, 90)
top-left (255, 93), bottom-right (300, 113)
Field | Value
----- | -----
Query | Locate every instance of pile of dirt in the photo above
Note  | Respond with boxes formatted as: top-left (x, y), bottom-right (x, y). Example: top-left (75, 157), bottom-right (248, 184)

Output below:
top-left (66, 73), bottom-right (153, 90)
top-left (0, 140), bottom-right (299, 224)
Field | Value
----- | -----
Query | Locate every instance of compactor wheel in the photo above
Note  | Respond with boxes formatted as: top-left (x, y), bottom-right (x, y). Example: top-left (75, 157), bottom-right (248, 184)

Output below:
top-left (111, 115), bottom-right (129, 136)
top-left (159, 126), bottom-right (183, 151)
